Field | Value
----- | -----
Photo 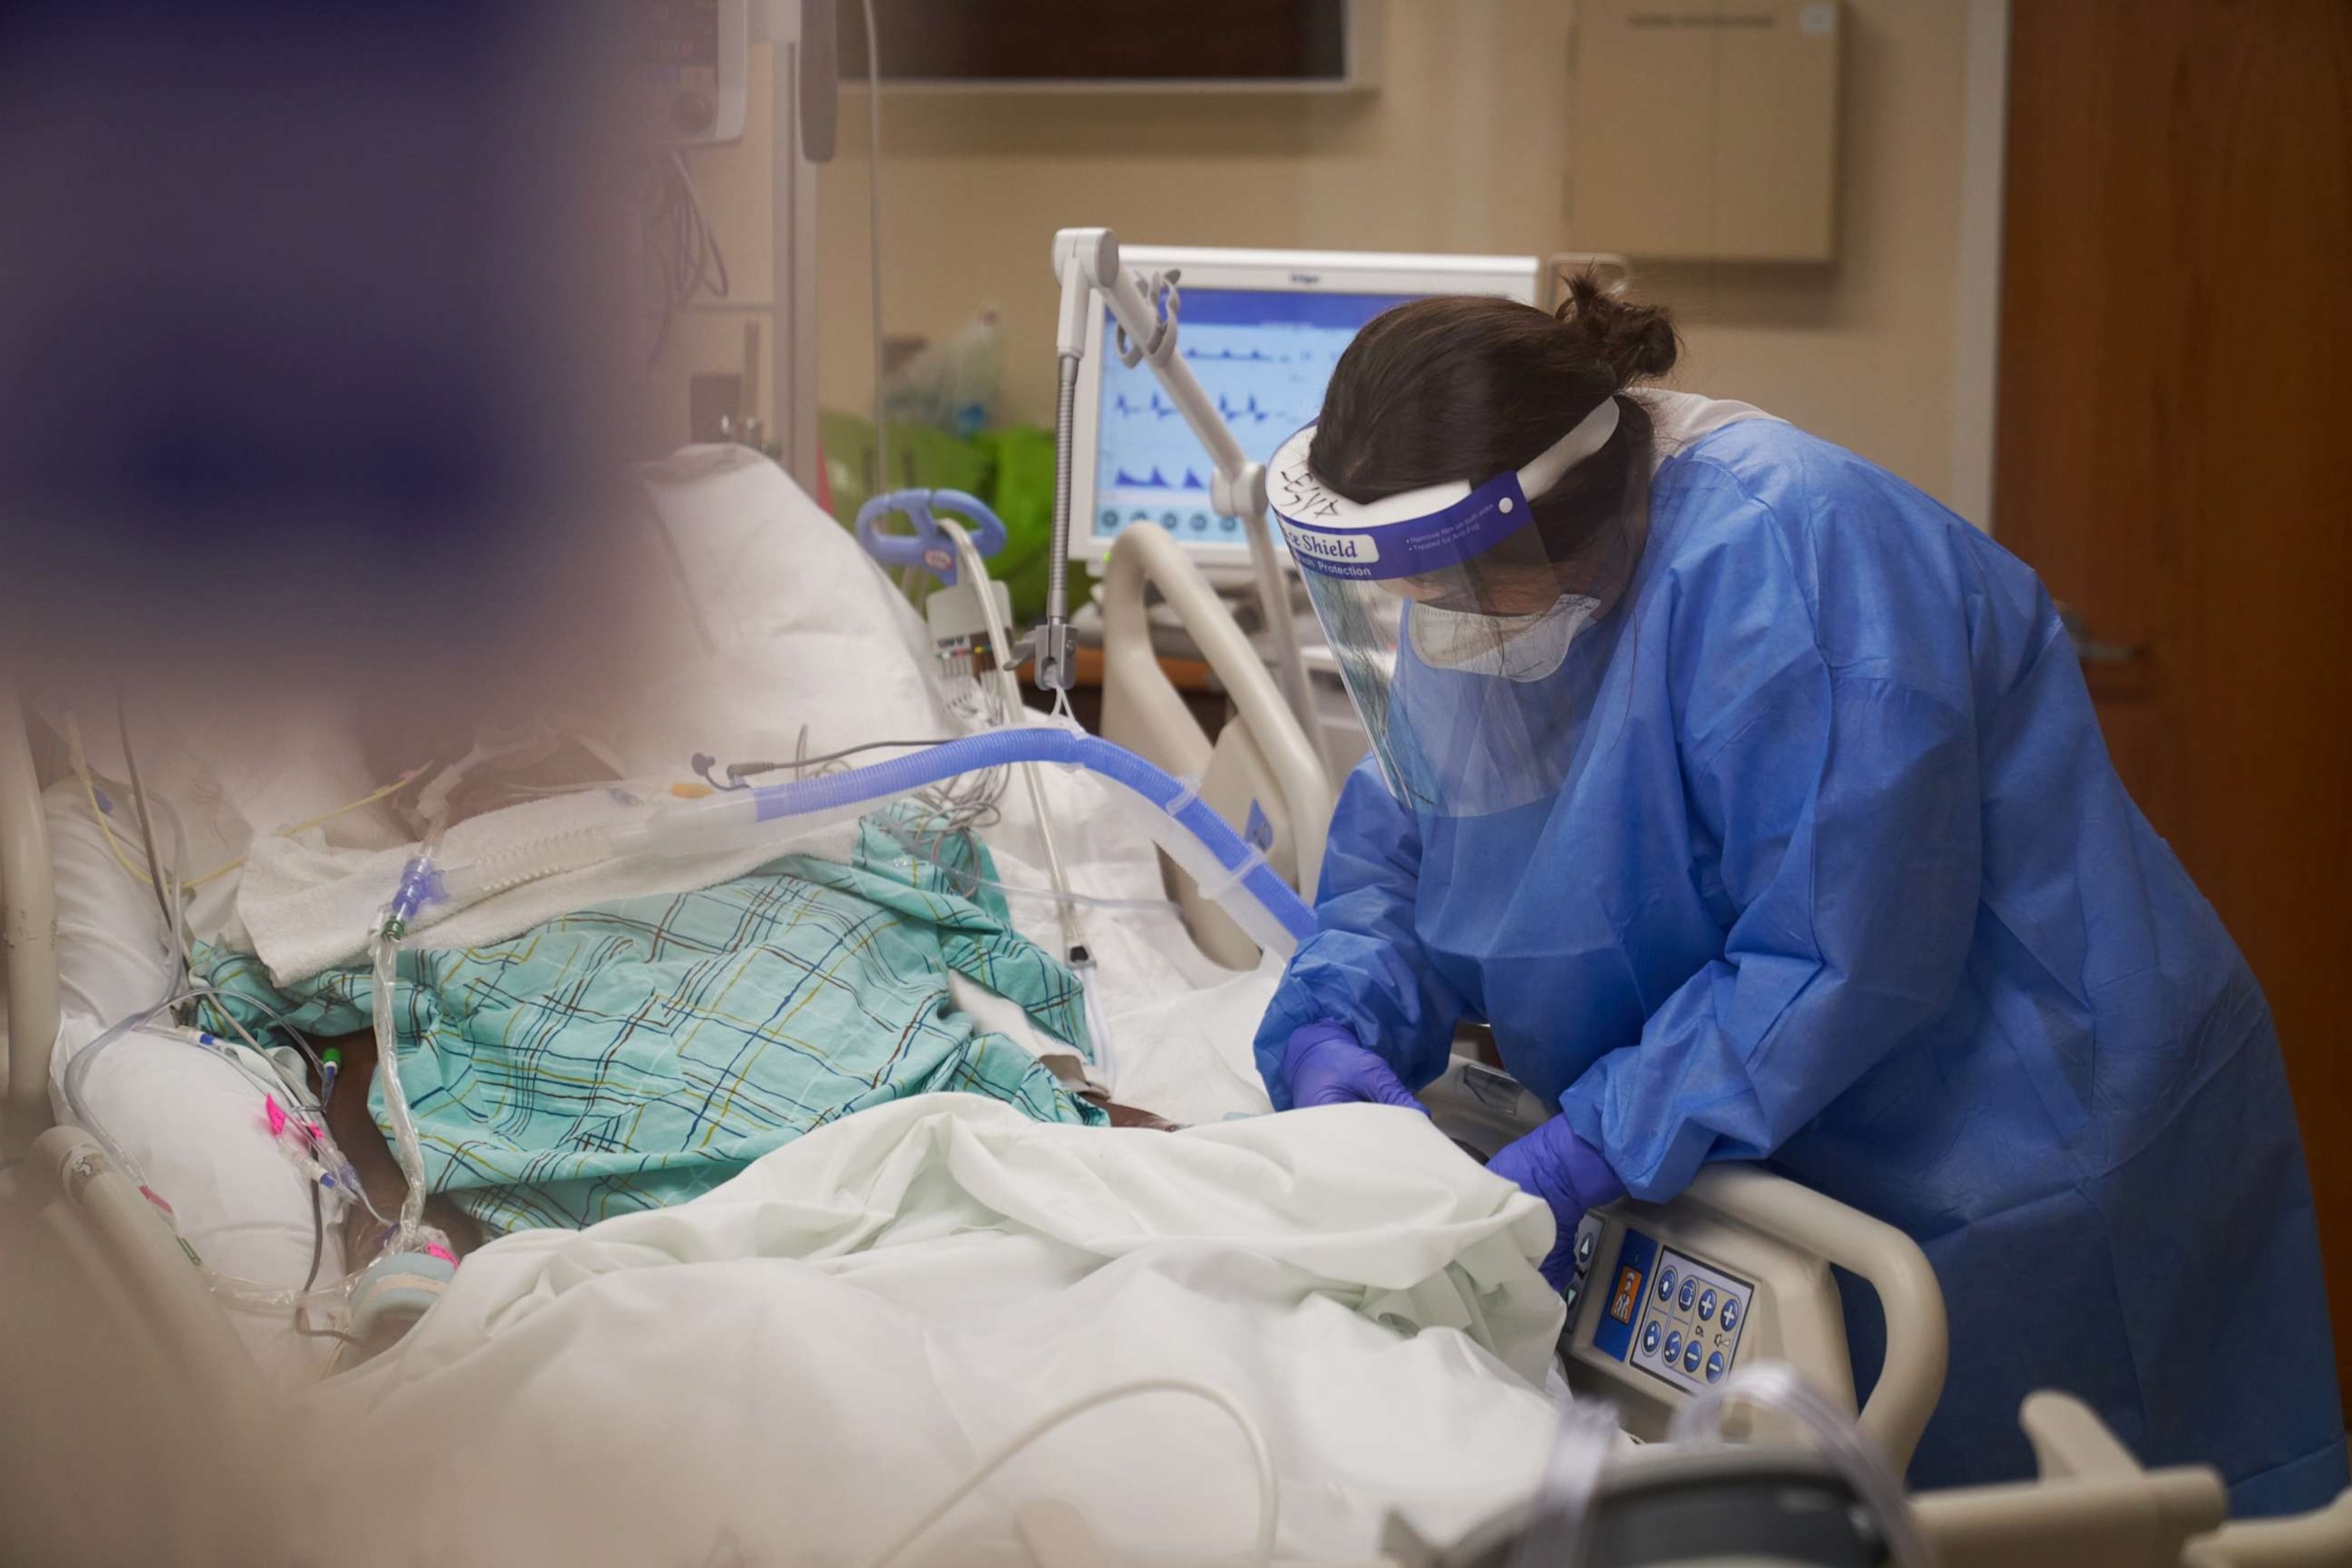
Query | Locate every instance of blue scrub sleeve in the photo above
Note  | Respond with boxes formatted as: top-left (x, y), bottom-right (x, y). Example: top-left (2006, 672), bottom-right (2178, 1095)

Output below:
top-left (1557, 650), bottom-right (1984, 1200)
top-left (1253, 756), bottom-right (1469, 1109)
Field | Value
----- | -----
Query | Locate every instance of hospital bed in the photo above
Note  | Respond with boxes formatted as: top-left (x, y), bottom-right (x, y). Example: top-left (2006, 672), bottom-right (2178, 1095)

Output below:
top-left (2, 464), bottom-right (2345, 1566)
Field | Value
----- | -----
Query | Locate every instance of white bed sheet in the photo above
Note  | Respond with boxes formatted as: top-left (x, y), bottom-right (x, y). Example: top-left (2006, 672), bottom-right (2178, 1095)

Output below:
top-left (288, 1096), bottom-right (1564, 1568)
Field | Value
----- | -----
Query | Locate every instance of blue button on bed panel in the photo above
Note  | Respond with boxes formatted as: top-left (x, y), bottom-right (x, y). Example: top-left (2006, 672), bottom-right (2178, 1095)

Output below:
top-left (1642, 1321), bottom-right (1661, 1355)
top-left (1656, 1266), bottom-right (1677, 1302)
top-left (1719, 1295), bottom-right (1741, 1334)
top-left (1683, 1339), bottom-right (1704, 1375)
top-left (1698, 1287), bottom-right (1717, 1321)
top-left (1678, 1276), bottom-right (1697, 1311)
top-left (1706, 1350), bottom-right (1726, 1383)
top-left (1664, 1331), bottom-right (1683, 1364)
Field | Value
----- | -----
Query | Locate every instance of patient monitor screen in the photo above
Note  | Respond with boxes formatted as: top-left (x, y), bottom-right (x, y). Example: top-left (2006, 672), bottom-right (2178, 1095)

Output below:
top-left (1092, 288), bottom-right (1416, 554)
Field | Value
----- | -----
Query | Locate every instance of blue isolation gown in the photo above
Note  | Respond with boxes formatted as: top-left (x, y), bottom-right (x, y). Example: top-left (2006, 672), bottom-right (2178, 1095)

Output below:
top-left (1256, 416), bottom-right (2347, 1512)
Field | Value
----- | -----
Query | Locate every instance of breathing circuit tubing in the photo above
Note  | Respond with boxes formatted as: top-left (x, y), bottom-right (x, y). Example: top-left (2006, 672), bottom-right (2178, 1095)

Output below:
top-left (430, 730), bottom-right (1317, 956)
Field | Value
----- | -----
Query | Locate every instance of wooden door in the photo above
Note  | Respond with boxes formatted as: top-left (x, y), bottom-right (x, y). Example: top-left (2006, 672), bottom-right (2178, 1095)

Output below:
top-left (1994, 0), bottom-right (2352, 1423)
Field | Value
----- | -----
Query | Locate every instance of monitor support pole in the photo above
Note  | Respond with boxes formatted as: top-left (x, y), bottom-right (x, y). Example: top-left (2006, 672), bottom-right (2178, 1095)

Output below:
top-left (1037, 227), bottom-right (1316, 749)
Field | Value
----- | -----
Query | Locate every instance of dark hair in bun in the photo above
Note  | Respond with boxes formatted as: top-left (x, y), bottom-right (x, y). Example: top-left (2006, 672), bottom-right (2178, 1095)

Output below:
top-left (1553, 270), bottom-right (1680, 387)
top-left (1307, 274), bottom-right (1677, 599)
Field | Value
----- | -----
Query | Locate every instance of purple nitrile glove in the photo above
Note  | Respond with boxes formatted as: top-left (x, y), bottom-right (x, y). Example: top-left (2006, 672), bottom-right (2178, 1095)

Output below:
top-left (1279, 1022), bottom-right (1429, 1114)
top-left (1486, 1113), bottom-right (1627, 1291)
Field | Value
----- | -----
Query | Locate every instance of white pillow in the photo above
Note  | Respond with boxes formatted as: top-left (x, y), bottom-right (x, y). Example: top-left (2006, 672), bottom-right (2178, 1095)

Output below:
top-left (612, 445), bottom-right (949, 776)
top-left (41, 779), bottom-right (176, 1025)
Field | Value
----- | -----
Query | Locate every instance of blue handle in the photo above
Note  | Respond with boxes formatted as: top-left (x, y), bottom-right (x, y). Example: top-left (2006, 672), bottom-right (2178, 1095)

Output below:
top-left (854, 488), bottom-right (1008, 586)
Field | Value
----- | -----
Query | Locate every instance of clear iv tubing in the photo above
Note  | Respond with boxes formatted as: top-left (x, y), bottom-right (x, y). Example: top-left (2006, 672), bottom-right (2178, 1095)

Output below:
top-left (937, 518), bottom-right (1087, 958)
top-left (937, 515), bottom-right (1119, 1082)
top-left (372, 820), bottom-right (449, 1246)
top-left (1668, 1363), bottom-right (1937, 1568)
top-left (1509, 1397), bottom-right (1620, 1568)
top-left (860, 1377), bottom-right (1278, 1568)
top-left (59, 991), bottom-right (360, 1312)
top-left (59, 753), bottom-right (364, 1309)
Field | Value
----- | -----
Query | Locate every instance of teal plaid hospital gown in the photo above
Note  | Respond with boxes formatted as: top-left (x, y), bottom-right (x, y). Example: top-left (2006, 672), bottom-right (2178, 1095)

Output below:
top-left (202, 810), bottom-right (1104, 1233)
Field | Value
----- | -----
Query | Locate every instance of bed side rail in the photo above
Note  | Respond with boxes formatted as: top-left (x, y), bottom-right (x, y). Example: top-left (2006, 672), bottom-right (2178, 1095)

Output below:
top-left (1099, 525), bottom-right (1332, 964)
top-left (0, 676), bottom-right (59, 1158)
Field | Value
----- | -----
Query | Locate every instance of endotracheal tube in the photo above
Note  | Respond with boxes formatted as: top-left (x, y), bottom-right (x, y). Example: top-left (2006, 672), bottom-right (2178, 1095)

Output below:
top-left (350, 819), bottom-right (461, 1339)
top-left (371, 835), bottom-right (446, 1250)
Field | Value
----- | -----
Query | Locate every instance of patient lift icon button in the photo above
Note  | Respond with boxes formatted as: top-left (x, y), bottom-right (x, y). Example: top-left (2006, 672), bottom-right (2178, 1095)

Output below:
top-left (1609, 1266), bottom-right (1642, 1325)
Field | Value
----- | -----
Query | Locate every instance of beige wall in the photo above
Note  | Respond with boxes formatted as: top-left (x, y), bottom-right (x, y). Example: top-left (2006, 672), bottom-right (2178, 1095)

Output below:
top-left (652, 47), bottom-right (787, 456)
top-left (693, 1), bottom-right (1976, 510)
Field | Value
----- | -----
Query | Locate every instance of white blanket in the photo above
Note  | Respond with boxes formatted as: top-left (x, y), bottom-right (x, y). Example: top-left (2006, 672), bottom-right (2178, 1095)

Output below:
top-left (296, 1097), bottom-right (1564, 1566)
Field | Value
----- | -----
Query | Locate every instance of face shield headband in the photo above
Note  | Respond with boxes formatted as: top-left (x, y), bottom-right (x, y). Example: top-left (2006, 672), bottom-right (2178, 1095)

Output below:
top-left (1266, 397), bottom-right (1622, 583)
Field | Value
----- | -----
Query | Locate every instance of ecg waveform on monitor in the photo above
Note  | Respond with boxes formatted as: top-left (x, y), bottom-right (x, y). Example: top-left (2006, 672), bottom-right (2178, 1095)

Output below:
top-left (1099, 331), bottom-right (1342, 438)
top-left (1109, 391), bottom-right (1182, 420)
top-left (1094, 296), bottom-right (1407, 552)
top-left (1110, 466), bottom-right (1212, 491)
top-left (1107, 390), bottom-right (1295, 426)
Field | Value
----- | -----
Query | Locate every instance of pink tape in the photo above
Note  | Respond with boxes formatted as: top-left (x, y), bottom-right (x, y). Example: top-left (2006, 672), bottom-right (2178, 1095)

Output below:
top-left (264, 1096), bottom-right (288, 1138)
top-left (423, 1243), bottom-right (457, 1266)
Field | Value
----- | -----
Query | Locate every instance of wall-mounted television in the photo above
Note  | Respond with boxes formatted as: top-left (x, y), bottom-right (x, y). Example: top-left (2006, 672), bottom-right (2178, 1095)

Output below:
top-left (835, 0), bottom-right (1370, 92)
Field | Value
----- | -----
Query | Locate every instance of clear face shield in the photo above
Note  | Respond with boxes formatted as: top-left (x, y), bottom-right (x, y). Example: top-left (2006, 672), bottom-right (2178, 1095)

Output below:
top-left (1270, 399), bottom-right (1632, 816)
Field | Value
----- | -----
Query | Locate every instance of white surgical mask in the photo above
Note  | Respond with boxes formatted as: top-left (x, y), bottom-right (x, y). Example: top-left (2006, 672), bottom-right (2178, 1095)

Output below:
top-left (1408, 593), bottom-right (1599, 682)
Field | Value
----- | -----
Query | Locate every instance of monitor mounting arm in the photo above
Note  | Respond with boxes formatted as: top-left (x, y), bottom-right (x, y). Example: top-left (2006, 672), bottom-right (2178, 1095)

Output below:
top-left (1036, 227), bottom-right (1315, 743)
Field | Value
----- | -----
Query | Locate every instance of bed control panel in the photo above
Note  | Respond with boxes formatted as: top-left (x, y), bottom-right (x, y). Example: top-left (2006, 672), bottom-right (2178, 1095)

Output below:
top-left (1421, 1057), bottom-right (1860, 1442)
top-left (1590, 1230), bottom-right (1754, 1394)
top-left (1557, 1187), bottom-right (1855, 1443)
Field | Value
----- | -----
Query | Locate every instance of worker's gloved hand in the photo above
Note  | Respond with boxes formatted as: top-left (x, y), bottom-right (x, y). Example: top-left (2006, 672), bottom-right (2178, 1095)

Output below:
top-left (1280, 1022), bottom-right (1429, 1113)
top-left (1487, 1114), bottom-right (1627, 1292)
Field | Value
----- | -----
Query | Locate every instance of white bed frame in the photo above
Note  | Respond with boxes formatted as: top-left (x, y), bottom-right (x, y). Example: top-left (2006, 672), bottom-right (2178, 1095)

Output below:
top-left (1096, 522), bottom-right (1334, 968)
top-left (0, 675), bottom-right (56, 1162)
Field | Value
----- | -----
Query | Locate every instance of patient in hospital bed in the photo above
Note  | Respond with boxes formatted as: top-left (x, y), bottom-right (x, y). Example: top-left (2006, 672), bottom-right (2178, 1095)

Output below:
top-left (32, 450), bottom-right (1268, 1397)
top-left (198, 795), bottom-right (1164, 1246)
top-left (25, 451), bottom-right (1564, 1565)
top-left (121, 449), bottom-right (1223, 1259)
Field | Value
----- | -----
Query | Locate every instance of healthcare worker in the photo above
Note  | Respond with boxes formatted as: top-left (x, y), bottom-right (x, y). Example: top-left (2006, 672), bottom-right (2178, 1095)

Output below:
top-left (1256, 281), bottom-right (2347, 1511)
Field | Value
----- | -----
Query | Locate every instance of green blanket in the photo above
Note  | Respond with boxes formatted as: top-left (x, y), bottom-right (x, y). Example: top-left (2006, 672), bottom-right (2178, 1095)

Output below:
top-left (201, 811), bottom-right (1102, 1234)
